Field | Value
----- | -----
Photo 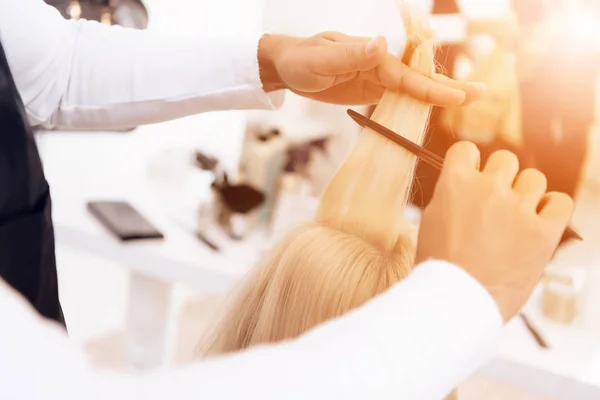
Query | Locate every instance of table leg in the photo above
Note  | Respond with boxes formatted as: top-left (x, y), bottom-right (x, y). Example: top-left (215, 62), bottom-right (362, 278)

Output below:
top-left (125, 272), bottom-right (173, 371)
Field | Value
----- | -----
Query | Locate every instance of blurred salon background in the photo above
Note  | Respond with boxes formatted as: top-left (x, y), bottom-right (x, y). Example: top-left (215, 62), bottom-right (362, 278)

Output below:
top-left (42, 0), bottom-right (600, 398)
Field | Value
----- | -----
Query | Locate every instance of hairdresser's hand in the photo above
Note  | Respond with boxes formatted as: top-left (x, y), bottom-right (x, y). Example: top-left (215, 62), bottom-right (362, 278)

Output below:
top-left (416, 143), bottom-right (574, 321)
top-left (258, 32), bottom-right (486, 106)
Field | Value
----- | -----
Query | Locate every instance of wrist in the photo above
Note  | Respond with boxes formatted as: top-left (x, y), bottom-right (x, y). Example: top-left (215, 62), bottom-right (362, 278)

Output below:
top-left (258, 34), bottom-right (287, 93)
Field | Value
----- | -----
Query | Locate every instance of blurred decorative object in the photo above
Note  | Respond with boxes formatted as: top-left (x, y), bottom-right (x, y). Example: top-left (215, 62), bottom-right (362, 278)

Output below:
top-left (515, 1), bottom-right (600, 201)
top-left (44, 0), bottom-right (149, 29)
top-left (209, 171), bottom-right (265, 240)
top-left (443, 42), bottom-right (521, 147)
top-left (239, 124), bottom-right (288, 229)
top-left (581, 123), bottom-right (600, 198)
top-left (283, 137), bottom-right (329, 175)
top-left (67, 0), bottom-right (82, 19)
top-left (541, 265), bottom-right (585, 325)
top-left (243, 92), bottom-right (363, 206)
top-left (214, 173), bottom-right (265, 215)
top-left (518, 313), bottom-right (549, 349)
top-left (194, 150), bottom-right (219, 172)
top-left (240, 93), bottom-right (368, 238)
top-left (100, 7), bottom-right (112, 25)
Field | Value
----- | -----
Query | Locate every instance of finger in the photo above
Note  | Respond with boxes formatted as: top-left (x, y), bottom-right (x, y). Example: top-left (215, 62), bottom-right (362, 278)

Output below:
top-left (537, 191), bottom-right (574, 227)
top-left (360, 83), bottom-right (386, 104)
top-left (376, 57), bottom-right (467, 107)
top-left (290, 81), bottom-right (385, 105)
top-left (442, 141), bottom-right (481, 176)
top-left (312, 36), bottom-right (388, 75)
top-left (513, 168), bottom-right (547, 210)
top-left (432, 73), bottom-right (487, 105)
top-left (330, 71), bottom-right (359, 86)
top-left (482, 150), bottom-right (519, 187)
top-left (318, 31), bottom-right (371, 43)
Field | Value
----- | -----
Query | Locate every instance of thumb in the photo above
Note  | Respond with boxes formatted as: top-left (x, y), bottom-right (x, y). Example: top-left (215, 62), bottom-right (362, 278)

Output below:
top-left (316, 36), bottom-right (387, 75)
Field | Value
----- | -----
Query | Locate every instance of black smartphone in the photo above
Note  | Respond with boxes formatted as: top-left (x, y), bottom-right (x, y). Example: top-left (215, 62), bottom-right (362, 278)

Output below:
top-left (87, 200), bottom-right (164, 241)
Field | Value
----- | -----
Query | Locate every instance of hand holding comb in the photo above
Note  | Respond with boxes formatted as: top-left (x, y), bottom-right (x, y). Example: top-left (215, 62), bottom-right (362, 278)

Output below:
top-left (346, 109), bottom-right (582, 243)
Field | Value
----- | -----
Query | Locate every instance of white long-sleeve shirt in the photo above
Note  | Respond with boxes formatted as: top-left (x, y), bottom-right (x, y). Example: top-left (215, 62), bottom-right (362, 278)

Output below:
top-left (0, 1), bottom-right (503, 399)
top-left (2, 0), bottom-right (284, 130)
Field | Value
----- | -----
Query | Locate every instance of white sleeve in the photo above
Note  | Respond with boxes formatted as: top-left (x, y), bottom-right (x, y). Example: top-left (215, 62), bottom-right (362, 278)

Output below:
top-left (0, 0), bottom-right (283, 130)
top-left (0, 260), bottom-right (502, 400)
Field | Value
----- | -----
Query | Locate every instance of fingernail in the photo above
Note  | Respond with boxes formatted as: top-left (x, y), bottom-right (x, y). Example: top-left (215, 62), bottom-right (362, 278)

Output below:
top-left (366, 37), bottom-right (380, 55)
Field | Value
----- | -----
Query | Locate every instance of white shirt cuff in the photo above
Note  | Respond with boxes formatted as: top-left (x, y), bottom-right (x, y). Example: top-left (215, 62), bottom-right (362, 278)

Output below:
top-left (242, 32), bottom-right (286, 111)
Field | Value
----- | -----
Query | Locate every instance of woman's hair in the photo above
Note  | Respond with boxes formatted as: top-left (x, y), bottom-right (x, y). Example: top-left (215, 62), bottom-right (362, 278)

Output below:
top-left (199, 7), bottom-right (435, 356)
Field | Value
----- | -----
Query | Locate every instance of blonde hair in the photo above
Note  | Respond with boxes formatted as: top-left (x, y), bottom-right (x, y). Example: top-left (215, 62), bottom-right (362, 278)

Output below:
top-left (200, 9), bottom-right (435, 356)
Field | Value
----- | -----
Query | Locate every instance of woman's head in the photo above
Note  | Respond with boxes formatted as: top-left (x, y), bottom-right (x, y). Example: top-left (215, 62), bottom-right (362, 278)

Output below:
top-left (203, 220), bottom-right (416, 352)
top-left (200, 6), bottom-right (435, 356)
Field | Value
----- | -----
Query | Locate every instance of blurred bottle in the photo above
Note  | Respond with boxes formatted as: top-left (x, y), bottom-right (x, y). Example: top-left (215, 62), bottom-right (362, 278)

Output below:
top-left (541, 265), bottom-right (585, 325)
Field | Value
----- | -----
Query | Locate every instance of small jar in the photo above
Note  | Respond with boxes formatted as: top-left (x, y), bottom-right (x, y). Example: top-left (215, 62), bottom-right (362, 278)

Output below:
top-left (541, 265), bottom-right (585, 325)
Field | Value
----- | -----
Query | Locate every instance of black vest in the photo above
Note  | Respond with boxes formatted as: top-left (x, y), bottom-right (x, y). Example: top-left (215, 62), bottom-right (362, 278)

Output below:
top-left (0, 40), bottom-right (64, 326)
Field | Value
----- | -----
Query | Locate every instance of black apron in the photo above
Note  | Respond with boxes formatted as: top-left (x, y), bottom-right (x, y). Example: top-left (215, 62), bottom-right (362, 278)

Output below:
top-left (0, 40), bottom-right (64, 326)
